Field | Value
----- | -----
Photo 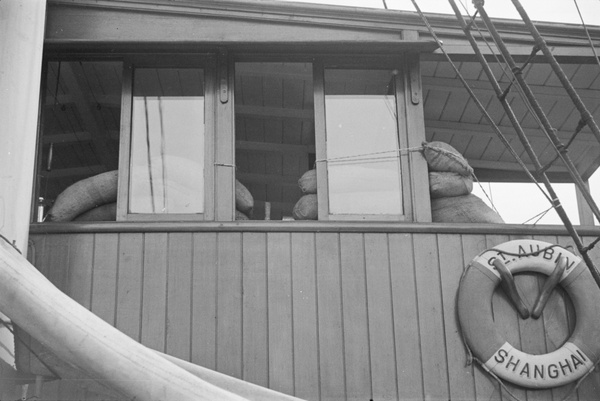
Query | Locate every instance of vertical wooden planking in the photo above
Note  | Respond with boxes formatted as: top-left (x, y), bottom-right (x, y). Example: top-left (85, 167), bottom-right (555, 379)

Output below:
top-left (437, 233), bottom-right (476, 400)
top-left (413, 233), bottom-right (450, 400)
top-left (529, 235), bottom-right (565, 401)
top-left (556, 235), bottom-right (598, 401)
top-left (115, 233), bottom-right (143, 341)
top-left (91, 234), bottom-right (119, 326)
top-left (267, 232), bottom-right (294, 395)
top-left (578, 235), bottom-right (600, 400)
top-left (141, 233), bottom-right (168, 352)
top-left (364, 233), bottom-right (398, 400)
top-left (487, 234), bottom-right (526, 401)
top-left (291, 232), bottom-right (319, 400)
top-left (43, 234), bottom-right (70, 291)
top-left (242, 232), bottom-right (269, 387)
top-left (216, 232), bottom-right (243, 378)
top-left (166, 233), bottom-right (193, 360)
top-left (389, 233), bottom-right (424, 400)
top-left (461, 234), bottom-right (501, 400)
top-left (339, 233), bottom-right (372, 400)
top-left (315, 233), bottom-right (345, 400)
top-left (67, 234), bottom-right (94, 310)
top-left (191, 233), bottom-right (218, 370)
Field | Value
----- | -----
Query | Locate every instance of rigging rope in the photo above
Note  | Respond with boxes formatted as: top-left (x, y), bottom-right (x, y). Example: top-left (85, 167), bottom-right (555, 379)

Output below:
top-left (409, 0), bottom-right (554, 212)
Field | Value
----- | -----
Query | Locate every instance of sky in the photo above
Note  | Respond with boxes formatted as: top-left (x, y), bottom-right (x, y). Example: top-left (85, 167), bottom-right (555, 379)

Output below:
top-left (281, 0), bottom-right (600, 225)
top-left (279, 0), bottom-right (600, 25)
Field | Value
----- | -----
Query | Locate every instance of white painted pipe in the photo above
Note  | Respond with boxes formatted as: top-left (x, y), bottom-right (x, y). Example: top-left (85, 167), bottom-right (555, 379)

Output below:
top-left (0, 239), bottom-right (248, 401)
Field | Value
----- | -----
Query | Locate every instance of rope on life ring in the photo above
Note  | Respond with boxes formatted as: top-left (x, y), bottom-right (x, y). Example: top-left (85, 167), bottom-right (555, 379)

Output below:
top-left (458, 239), bottom-right (600, 389)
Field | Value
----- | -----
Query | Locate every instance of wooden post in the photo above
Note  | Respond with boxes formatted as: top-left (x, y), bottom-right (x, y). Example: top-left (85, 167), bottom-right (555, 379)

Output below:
top-left (0, 0), bottom-right (47, 389)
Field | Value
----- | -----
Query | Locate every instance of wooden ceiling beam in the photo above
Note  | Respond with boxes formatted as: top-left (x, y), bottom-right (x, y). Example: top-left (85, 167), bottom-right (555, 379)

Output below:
top-left (425, 119), bottom-right (600, 144)
top-left (237, 172), bottom-right (300, 187)
top-left (422, 76), bottom-right (600, 101)
top-left (236, 104), bottom-right (314, 121)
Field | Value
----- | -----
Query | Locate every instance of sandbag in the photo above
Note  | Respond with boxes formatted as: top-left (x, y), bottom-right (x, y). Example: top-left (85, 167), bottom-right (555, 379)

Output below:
top-left (422, 141), bottom-right (473, 177)
top-left (298, 169), bottom-right (317, 194)
top-left (429, 172), bottom-right (473, 199)
top-left (431, 194), bottom-right (504, 224)
top-left (235, 179), bottom-right (254, 214)
top-left (48, 170), bottom-right (118, 222)
top-left (293, 194), bottom-right (318, 220)
top-left (235, 210), bottom-right (249, 221)
top-left (74, 202), bottom-right (117, 222)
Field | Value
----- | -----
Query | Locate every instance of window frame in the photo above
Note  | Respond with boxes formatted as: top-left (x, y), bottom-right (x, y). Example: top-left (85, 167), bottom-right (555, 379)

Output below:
top-left (313, 56), bottom-right (419, 221)
top-left (116, 54), bottom-right (217, 221)
top-left (35, 52), bottom-right (429, 224)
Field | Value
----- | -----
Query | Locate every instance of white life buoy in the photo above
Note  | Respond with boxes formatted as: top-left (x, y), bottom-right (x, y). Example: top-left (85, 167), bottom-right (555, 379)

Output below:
top-left (458, 239), bottom-right (600, 389)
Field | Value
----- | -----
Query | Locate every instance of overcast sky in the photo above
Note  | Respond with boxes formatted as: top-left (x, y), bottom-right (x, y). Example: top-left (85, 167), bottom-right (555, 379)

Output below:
top-left (279, 0), bottom-right (600, 25)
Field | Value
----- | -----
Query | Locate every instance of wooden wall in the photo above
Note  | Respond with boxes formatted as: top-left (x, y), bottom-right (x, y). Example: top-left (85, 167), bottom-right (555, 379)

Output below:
top-left (20, 228), bottom-right (600, 400)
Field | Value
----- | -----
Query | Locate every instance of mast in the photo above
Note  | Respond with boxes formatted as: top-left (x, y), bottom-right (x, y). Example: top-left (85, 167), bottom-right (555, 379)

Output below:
top-left (0, 0), bottom-right (47, 383)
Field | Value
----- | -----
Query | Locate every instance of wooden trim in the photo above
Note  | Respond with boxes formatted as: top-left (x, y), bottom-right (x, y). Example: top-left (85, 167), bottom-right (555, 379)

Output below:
top-left (116, 61), bottom-right (133, 221)
top-left (313, 60), bottom-right (329, 220)
top-left (395, 63), bottom-right (413, 220)
top-left (45, 0), bottom-right (600, 46)
top-left (404, 54), bottom-right (431, 222)
top-left (119, 57), bottom-right (215, 221)
top-left (28, 221), bottom-right (600, 236)
top-left (33, 60), bottom-right (50, 224)
top-left (215, 50), bottom-right (235, 221)
top-left (204, 56), bottom-right (216, 221)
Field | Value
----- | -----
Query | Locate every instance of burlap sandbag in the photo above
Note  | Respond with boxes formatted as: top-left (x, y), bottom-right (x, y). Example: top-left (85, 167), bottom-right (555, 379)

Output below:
top-left (298, 169), bottom-right (317, 194)
top-left (235, 179), bottom-right (254, 214)
top-left (293, 194), bottom-right (318, 220)
top-left (48, 170), bottom-right (118, 222)
top-left (429, 172), bottom-right (473, 199)
top-left (432, 194), bottom-right (504, 224)
top-left (235, 210), bottom-right (250, 221)
top-left (74, 202), bottom-right (117, 222)
top-left (422, 141), bottom-right (473, 177)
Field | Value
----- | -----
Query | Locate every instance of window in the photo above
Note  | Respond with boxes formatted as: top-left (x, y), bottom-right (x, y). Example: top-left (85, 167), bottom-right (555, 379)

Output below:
top-left (128, 67), bottom-right (206, 215)
top-left (36, 55), bottom-right (415, 223)
top-left (36, 57), bottom-right (215, 223)
top-left (234, 62), bottom-right (314, 220)
top-left (323, 69), bottom-right (404, 218)
top-left (37, 60), bottom-right (122, 222)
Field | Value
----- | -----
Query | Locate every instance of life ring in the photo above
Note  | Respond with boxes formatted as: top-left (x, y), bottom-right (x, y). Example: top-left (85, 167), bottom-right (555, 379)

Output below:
top-left (458, 239), bottom-right (600, 389)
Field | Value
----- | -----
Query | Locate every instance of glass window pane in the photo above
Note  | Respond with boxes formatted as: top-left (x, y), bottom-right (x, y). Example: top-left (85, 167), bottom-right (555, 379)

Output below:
top-left (38, 61), bottom-right (122, 222)
top-left (130, 68), bottom-right (205, 214)
top-left (324, 69), bottom-right (402, 215)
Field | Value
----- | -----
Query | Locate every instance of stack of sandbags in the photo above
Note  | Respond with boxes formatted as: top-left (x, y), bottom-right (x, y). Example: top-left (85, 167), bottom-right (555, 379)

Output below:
top-left (235, 179), bottom-right (253, 220)
top-left (48, 171), bottom-right (255, 222)
top-left (48, 170), bottom-right (118, 222)
top-left (293, 169), bottom-right (318, 220)
top-left (422, 141), bottom-right (504, 224)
